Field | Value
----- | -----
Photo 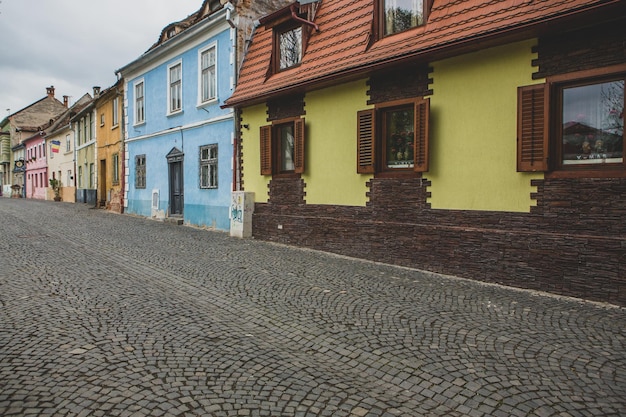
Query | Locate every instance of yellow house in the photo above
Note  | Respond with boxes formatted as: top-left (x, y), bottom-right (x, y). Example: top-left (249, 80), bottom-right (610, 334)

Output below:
top-left (225, 1), bottom-right (626, 305)
top-left (95, 81), bottom-right (124, 213)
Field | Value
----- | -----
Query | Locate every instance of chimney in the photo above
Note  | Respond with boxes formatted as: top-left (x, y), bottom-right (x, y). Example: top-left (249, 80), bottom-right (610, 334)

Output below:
top-left (93, 86), bottom-right (101, 98)
top-left (63, 96), bottom-right (69, 108)
top-left (46, 86), bottom-right (55, 98)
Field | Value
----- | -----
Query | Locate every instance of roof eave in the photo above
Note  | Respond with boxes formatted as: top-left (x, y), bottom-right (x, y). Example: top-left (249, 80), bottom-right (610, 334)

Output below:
top-left (116, 8), bottom-right (228, 77)
top-left (225, 0), bottom-right (625, 108)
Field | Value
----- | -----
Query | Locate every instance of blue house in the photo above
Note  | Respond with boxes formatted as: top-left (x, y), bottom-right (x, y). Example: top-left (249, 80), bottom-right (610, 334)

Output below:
top-left (117, 1), bottom-right (241, 230)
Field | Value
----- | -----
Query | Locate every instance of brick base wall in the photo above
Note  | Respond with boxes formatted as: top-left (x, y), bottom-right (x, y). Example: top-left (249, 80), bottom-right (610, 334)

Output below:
top-left (253, 177), bottom-right (626, 305)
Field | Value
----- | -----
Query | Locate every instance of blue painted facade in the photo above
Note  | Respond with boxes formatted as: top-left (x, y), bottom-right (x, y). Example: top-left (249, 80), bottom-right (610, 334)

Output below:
top-left (119, 11), bottom-right (235, 231)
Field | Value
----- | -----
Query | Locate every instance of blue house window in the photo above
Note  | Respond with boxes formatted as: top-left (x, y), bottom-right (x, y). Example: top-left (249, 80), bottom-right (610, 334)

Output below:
top-left (169, 62), bottom-right (182, 113)
top-left (200, 144), bottom-right (218, 188)
top-left (200, 46), bottom-right (216, 103)
top-left (135, 81), bottom-right (145, 124)
top-left (135, 155), bottom-right (146, 189)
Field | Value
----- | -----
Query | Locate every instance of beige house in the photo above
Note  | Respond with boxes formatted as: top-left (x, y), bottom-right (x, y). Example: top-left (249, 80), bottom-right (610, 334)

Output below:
top-left (45, 94), bottom-right (92, 201)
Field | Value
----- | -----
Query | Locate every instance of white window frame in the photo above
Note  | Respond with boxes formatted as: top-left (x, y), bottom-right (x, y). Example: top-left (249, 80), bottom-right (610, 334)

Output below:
top-left (198, 44), bottom-right (217, 105)
top-left (168, 61), bottom-right (183, 115)
top-left (199, 144), bottom-right (218, 189)
top-left (66, 134), bottom-right (71, 152)
top-left (134, 79), bottom-right (145, 125)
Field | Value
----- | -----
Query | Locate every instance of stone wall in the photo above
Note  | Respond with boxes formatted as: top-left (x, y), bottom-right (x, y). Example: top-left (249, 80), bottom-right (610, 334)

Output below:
top-left (253, 176), bottom-right (626, 305)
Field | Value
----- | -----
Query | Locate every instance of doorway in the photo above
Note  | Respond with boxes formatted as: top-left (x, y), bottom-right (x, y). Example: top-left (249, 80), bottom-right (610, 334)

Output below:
top-left (99, 159), bottom-right (107, 207)
top-left (167, 148), bottom-right (184, 216)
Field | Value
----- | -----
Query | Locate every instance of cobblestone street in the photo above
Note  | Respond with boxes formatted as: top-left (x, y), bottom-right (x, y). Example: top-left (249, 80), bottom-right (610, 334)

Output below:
top-left (0, 198), bottom-right (625, 417)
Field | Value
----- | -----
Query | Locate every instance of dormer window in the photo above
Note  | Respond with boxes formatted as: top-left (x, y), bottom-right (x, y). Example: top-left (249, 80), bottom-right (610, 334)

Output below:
top-left (275, 23), bottom-right (303, 72)
top-left (379, 0), bottom-right (426, 36)
top-left (167, 28), bottom-right (176, 39)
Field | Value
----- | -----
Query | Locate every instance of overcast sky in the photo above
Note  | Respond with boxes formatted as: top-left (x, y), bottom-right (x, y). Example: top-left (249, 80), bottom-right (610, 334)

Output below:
top-left (0, 0), bottom-right (201, 117)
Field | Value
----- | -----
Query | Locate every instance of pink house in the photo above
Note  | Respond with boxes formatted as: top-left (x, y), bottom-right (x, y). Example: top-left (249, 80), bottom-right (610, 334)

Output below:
top-left (23, 132), bottom-right (49, 199)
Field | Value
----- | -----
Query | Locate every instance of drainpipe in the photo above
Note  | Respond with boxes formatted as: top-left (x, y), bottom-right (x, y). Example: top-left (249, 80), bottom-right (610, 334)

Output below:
top-left (119, 87), bottom-right (125, 214)
top-left (290, 4), bottom-right (319, 32)
top-left (224, 1), bottom-right (235, 28)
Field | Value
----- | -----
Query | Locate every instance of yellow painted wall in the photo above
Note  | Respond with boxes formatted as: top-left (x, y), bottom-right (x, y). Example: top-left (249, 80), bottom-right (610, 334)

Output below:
top-left (241, 104), bottom-right (272, 203)
top-left (428, 40), bottom-right (544, 212)
top-left (304, 80), bottom-right (372, 206)
top-left (241, 81), bottom-right (372, 206)
top-left (96, 92), bottom-right (123, 201)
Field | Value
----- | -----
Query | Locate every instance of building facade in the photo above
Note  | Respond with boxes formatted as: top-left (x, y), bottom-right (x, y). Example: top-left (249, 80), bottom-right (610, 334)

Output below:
top-left (23, 131), bottom-right (48, 199)
top-left (225, 1), bottom-right (626, 305)
top-left (45, 94), bottom-right (92, 202)
top-left (118, 0), bottom-right (292, 230)
top-left (71, 93), bottom-right (97, 205)
top-left (95, 81), bottom-right (125, 212)
top-left (2, 87), bottom-right (68, 198)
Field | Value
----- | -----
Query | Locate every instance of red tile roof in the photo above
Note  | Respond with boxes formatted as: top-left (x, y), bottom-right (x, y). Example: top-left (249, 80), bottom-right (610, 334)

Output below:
top-left (225, 0), bottom-right (625, 107)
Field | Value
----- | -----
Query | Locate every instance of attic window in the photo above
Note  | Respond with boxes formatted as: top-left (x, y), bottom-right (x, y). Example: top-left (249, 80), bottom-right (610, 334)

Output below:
top-left (274, 23), bottom-right (303, 72)
top-left (378, 0), bottom-right (427, 37)
top-left (167, 28), bottom-right (176, 39)
top-left (209, 0), bottom-right (221, 11)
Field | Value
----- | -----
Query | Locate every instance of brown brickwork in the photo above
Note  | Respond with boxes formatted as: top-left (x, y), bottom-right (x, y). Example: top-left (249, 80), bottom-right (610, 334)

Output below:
top-left (253, 177), bottom-right (626, 306)
top-left (267, 94), bottom-right (305, 121)
top-left (368, 65), bottom-right (433, 105)
top-left (532, 19), bottom-right (626, 79)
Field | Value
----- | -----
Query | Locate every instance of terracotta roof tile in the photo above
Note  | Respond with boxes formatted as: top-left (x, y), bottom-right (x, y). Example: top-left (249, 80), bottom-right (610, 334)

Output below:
top-left (226, 0), bottom-right (624, 107)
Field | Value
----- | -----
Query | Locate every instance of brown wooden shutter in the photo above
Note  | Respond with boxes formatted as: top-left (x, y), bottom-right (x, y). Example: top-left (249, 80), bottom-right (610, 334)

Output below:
top-left (294, 118), bottom-right (305, 174)
top-left (517, 84), bottom-right (548, 172)
top-left (260, 125), bottom-right (272, 175)
top-left (413, 98), bottom-right (430, 172)
top-left (357, 109), bottom-right (376, 174)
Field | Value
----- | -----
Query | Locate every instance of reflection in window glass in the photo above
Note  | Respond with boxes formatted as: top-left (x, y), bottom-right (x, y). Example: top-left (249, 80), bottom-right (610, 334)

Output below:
top-left (279, 27), bottom-right (302, 70)
top-left (562, 80), bottom-right (624, 165)
top-left (384, 106), bottom-right (414, 169)
top-left (279, 124), bottom-right (295, 171)
top-left (384, 0), bottom-right (424, 35)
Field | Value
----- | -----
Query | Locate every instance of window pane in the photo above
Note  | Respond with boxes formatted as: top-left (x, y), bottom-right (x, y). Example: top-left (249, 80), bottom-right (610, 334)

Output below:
top-left (279, 27), bottom-right (302, 70)
top-left (384, 107), bottom-right (414, 169)
top-left (384, 0), bottom-right (424, 35)
top-left (201, 49), bottom-right (216, 102)
top-left (201, 165), bottom-right (209, 187)
top-left (278, 125), bottom-right (295, 171)
top-left (170, 64), bottom-right (182, 111)
top-left (210, 164), bottom-right (217, 187)
top-left (562, 80), bottom-right (624, 165)
top-left (135, 82), bottom-right (145, 122)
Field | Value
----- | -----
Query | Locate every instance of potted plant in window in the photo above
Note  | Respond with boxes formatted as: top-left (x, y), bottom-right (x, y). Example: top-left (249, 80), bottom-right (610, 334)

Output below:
top-left (49, 178), bottom-right (62, 201)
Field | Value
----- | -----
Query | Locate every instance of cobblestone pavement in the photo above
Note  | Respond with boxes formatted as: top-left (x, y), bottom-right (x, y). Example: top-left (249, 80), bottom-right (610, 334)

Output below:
top-left (0, 199), bottom-right (625, 417)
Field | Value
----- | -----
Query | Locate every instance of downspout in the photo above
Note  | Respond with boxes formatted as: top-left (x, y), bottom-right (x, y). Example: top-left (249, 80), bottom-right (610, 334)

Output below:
top-left (228, 3), bottom-right (240, 192)
top-left (118, 84), bottom-right (125, 214)
top-left (290, 4), bottom-right (320, 32)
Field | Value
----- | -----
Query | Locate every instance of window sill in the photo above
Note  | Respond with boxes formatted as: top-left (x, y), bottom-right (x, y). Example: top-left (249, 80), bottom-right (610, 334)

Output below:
top-left (272, 172), bottom-right (301, 178)
top-left (374, 171), bottom-right (421, 179)
top-left (546, 168), bottom-right (626, 179)
top-left (197, 98), bottom-right (218, 108)
top-left (167, 110), bottom-right (183, 117)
